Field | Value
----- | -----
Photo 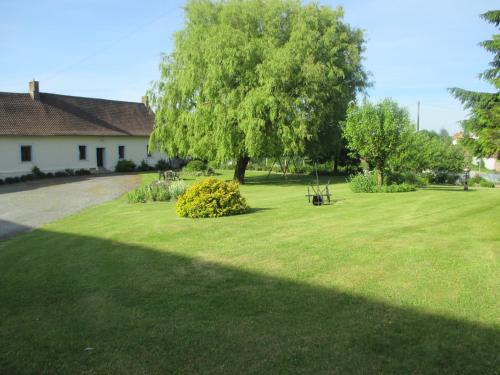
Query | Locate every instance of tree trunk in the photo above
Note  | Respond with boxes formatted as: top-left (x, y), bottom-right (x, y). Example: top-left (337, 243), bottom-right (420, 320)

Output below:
top-left (377, 165), bottom-right (385, 186)
top-left (234, 155), bottom-right (250, 184)
top-left (333, 155), bottom-right (339, 175)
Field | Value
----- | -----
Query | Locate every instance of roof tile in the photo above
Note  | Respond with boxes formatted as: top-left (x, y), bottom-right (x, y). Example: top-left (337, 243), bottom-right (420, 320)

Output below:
top-left (0, 92), bottom-right (154, 136)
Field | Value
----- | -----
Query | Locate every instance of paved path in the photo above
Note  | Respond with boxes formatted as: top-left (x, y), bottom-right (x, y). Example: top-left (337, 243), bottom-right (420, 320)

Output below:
top-left (0, 174), bottom-right (140, 240)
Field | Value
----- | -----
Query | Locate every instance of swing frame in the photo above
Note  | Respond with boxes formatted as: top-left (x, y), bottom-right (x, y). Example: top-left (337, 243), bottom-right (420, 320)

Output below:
top-left (305, 161), bottom-right (331, 206)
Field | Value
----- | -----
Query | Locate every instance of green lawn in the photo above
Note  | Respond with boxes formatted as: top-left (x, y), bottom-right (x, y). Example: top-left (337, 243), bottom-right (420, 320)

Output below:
top-left (1, 171), bottom-right (499, 374)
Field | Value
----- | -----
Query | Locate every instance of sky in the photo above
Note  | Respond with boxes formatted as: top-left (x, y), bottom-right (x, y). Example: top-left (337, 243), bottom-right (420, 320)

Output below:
top-left (0, 0), bottom-right (497, 134)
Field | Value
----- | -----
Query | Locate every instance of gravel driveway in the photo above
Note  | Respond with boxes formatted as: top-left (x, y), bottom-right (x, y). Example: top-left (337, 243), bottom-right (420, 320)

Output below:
top-left (0, 174), bottom-right (140, 239)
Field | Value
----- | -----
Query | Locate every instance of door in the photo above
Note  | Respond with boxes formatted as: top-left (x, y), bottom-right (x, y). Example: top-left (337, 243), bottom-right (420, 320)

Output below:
top-left (96, 148), bottom-right (104, 168)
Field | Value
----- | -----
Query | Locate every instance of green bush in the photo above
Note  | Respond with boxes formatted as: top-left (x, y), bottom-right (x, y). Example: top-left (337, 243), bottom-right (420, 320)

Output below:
top-left (19, 174), bottom-right (32, 182)
top-left (128, 181), bottom-right (171, 203)
top-left (349, 171), bottom-right (379, 193)
top-left (136, 160), bottom-right (153, 172)
top-left (168, 180), bottom-right (187, 199)
top-left (75, 169), bottom-right (91, 176)
top-left (115, 160), bottom-right (136, 172)
top-left (469, 175), bottom-right (483, 185)
top-left (479, 179), bottom-right (495, 188)
top-left (468, 175), bottom-right (495, 188)
top-left (349, 171), bottom-right (416, 193)
top-left (155, 159), bottom-right (169, 171)
top-left (379, 183), bottom-right (416, 193)
top-left (176, 178), bottom-right (249, 218)
top-left (127, 187), bottom-right (148, 203)
top-left (387, 171), bottom-right (428, 187)
top-left (429, 171), bottom-right (460, 185)
top-left (207, 160), bottom-right (220, 170)
top-left (32, 166), bottom-right (45, 178)
top-left (183, 160), bottom-right (207, 172)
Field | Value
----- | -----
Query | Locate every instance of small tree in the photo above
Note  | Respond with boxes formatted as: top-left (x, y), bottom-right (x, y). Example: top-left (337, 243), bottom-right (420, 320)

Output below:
top-left (343, 99), bottom-right (413, 185)
top-left (148, 0), bottom-right (368, 183)
top-left (389, 130), bottom-right (467, 176)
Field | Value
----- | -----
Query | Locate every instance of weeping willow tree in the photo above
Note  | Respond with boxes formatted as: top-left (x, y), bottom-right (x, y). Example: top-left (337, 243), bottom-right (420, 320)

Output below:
top-left (450, 10), bottom-right (500, 158)
top-left (148, 0), bottom-right (368, 183)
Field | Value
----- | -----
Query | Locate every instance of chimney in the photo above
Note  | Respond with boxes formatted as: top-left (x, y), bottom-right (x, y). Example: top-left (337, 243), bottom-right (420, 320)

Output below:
top-left (141, 95), bottom-right (149, 108)
top-left (29, 80), bottom-right (40, 100)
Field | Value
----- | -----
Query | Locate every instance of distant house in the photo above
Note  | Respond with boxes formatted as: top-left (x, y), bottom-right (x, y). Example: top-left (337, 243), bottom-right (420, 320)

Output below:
top-left (452, 131), bottom-right (499, 172)
top-left (0, 81), bottom-right (167, 178)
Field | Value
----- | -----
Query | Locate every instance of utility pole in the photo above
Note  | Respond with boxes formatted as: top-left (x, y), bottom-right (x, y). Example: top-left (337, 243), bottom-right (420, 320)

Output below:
top-left (416, 101), bottom-right (420, 132)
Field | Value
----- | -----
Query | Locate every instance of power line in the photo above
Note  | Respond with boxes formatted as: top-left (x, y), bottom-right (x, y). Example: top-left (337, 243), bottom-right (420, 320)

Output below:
top-left (42, 6), bottom-right (178, 82)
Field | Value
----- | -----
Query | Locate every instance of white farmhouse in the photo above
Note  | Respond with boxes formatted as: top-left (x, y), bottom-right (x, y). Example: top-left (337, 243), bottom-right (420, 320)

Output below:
top-left (0, 81), bottom-right (166, 178)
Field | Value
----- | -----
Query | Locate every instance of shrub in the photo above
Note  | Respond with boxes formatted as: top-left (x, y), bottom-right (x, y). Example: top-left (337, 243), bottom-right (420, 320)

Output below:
top-left (183, 160), bottom-right (207, 172)
top-left (468, 175), bottom-right (495, 188)
top-left (137, 160), bottom-right (153, 172)
top-left (127, 187), bottom-right (148, 203)
top-left (207, 160), bottom-right (220, 170)
top-left (176, 178), bottom-right (249, 218)
top-left (428, 171), bottom-right (460, 185)
top-left (168, 180), bottom-right (187, 199)
top-left (479, 179), bottom-right (495, 188)
top-left (115, 160), bottom-right (136, 172)
top-left (75, 169), bottom-right (91, 176)
top-left (387, 171), bottom-right (428, 187)
top-left (469, 175), bottom-right (483, 185)
top-left (155, 159), bottom-right (169, 171)
top-left (5, 177), bottom-right (20, 184)
top-left (349, 171), bottom-right (379, 193)
top-left (148, 182), bottom-right (171, 201)
top-left (349, 171), bottom-right (416, 193)
top-left (64, 169), bottom-right (75, 176)
top-left (46, 172), bottom-right (54, 178)
top-left (128, 181), bottom-right (171, 203)
top-left (32, 166), bottom-right (45, 178)
top-left (379, 183), bottom-right (416, 193)
top-left (55, 171), bottom-right (67, 177)
top-left (0, 179), bottom-right (4, 185)
top-left (20, 174), bottom-right (35, 182)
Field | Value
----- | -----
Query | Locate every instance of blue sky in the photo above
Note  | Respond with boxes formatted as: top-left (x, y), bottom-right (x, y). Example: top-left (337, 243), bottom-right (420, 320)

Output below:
top-left (0, 0), bottom-right (497, 134)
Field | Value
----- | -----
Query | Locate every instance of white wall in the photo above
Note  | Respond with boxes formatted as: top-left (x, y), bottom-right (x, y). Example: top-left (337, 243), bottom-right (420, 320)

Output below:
top-left (472, 156), bottom-right (498, 171)
top-left (0, 135), bottom-right (167, 177)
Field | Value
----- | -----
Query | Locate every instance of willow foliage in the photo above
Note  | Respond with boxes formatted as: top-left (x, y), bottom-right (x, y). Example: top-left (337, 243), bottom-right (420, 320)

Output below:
top-left (148, 0), bottom-right (368, 182)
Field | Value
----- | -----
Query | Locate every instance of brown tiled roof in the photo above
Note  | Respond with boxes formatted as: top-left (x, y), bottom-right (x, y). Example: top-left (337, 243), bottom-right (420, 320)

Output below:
top-left (0, 92), bottom-right (154, 136)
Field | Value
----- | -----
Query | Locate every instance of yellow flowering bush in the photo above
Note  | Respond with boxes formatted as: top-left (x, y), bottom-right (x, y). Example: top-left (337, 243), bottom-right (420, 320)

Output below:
top-left (176, 178), bottom-right (249, 218)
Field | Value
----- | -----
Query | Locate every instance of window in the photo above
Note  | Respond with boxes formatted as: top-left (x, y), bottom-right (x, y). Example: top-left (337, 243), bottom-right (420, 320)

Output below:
top-left (20, 145), bottom-right (32, 162)
top-left (78, 145), bottom-right (87, 160)
top-left (118, 145), bottom-right (125, 159)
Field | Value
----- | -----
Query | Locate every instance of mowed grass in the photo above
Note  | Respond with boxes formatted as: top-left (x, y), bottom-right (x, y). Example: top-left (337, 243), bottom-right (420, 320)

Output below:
top-left (0, 170), bottom-right (499, 374)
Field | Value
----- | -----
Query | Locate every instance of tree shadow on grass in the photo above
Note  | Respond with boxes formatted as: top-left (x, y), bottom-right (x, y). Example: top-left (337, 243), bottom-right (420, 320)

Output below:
top-left (244, 173), bottom-right (347, 186)
top-left (247, 207), bottom-right (273, 214)
top-left (0, 175), bottom-right (96, 194)
top-left (0, 173), bottom-right (137, 195)
top-left (0, 230), bottom-right (498, 374)
top-left (0, 219), bottom-right (33, 240)
top-left (420, 185), bottom-right (478, 193)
